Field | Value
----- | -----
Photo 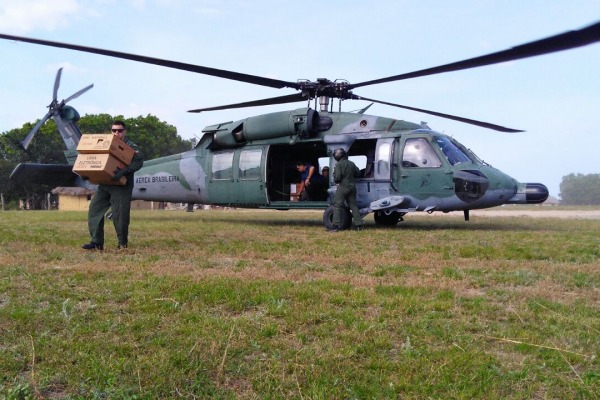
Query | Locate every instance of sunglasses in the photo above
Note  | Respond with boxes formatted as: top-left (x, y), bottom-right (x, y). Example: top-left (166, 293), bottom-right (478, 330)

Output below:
top-left (111, 128), bottom-right (124, 133)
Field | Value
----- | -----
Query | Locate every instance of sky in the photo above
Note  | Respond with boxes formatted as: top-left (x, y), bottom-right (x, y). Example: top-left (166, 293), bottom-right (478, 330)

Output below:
top-left (0, 0), bottom-right (599, 198)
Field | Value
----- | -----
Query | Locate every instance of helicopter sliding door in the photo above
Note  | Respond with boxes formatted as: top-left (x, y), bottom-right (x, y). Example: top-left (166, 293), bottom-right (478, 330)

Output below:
top-left (207, 147), bottom-right (268, 206)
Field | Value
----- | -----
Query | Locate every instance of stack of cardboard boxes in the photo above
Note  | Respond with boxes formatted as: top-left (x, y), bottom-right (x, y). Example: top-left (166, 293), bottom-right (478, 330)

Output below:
top-left (72, 134), bottom-right (135, 185)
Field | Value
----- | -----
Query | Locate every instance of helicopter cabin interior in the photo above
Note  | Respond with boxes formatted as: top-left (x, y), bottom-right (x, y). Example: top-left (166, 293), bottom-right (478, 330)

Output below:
top-left (267, 140), bottom-right (371, 206)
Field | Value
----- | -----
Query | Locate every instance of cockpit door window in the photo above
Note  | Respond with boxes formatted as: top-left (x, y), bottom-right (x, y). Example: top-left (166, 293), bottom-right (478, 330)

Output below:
top-left (401, 137), bottom-right (442, 168)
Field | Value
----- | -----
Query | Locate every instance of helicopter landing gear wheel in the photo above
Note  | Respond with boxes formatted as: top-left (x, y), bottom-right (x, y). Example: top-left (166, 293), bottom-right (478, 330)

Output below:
top-left (373, 210), bottom-right (403, 226)
top-left (323, 205), bottom-right (352, 231)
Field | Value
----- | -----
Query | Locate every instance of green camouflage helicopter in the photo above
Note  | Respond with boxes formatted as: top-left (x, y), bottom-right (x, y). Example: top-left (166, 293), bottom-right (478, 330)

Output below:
top-left (2, 21), bottom-right (600, 229)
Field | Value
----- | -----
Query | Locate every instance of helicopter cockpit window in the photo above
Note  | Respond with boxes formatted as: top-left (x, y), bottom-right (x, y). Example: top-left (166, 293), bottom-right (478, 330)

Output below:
top-left (402, 138), bottom-right (442, 168)
top-left (212, 151), bottom-right (234, 180)
top-left (239, 149), bottom-right (262, 180)
top-left (433, 135), bottom-right (473, 165)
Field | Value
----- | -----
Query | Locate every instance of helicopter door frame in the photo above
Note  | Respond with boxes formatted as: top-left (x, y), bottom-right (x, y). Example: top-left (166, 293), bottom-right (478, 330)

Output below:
top-left (397, 135), bottom-right (453, 206)
top-left (370, 137), bottom-right (396, 203)
top-left (350, 137), bottom-right (396, 206)
top-left (266, 142), bottom-right (329, 205)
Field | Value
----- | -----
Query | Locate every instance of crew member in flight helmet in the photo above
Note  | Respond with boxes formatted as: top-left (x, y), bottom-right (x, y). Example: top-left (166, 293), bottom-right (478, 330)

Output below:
top-left (331, 148), bottom-right (363, 231)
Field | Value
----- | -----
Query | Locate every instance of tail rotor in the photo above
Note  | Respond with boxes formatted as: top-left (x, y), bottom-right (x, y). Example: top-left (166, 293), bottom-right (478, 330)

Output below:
top-left (21, 67), bottom-right (93, 150)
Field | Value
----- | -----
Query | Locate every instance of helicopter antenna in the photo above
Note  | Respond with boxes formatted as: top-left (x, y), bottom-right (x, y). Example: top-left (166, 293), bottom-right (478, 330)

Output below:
top-left (350, 103), bottom-right (374, 114)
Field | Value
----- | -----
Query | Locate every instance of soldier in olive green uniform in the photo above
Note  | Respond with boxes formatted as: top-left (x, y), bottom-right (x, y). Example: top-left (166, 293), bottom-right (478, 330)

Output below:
top-left (82, 121), bottom-right (144, 250)
top-left (331, 148), bottom-right (364, 231)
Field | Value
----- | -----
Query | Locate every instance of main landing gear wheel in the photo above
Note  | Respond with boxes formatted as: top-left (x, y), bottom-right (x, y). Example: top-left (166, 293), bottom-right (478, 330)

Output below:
top-left (323, 205), bottom-right (352, 230)
top-left (373, 210), bottom-right (403, 226)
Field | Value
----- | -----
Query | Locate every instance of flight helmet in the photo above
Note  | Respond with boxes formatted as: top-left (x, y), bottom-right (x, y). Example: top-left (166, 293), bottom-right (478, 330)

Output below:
top-left (333, 148), bottom-right (347, 161)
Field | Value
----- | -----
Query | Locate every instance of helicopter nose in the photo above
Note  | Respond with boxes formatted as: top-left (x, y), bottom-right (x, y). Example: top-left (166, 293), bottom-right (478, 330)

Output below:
top-left (507, 182), bottom-right (549, 204)
top-left (523, 183), bottom-right (549, 204)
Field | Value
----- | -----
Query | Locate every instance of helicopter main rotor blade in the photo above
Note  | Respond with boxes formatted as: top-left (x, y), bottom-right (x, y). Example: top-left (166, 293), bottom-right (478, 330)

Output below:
top-left (53, 68), bottom-right (62, 102)
top-left (0, 33), bottom-right (300, 90)
top-left (52, 114), bottom-right (69, 137)
top-left (21, 111), bottom-right (52, 149)
top-left (188, 93), bottom-right (307, 113)
top-left (353, 94), bottom-right (523, 132)
top-left (350, 20), bottom-right (600, 90)
top-left (64, 83), bottom-right (94, 104)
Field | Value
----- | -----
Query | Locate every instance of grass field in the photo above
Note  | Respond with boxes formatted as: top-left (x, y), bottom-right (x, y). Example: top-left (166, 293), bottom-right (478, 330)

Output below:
top-left (1, 208), bottom-right (599, 399)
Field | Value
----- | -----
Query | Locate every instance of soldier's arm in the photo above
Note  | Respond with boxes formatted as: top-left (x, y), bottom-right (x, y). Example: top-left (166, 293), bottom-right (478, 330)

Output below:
top-left (127, 149), bottom-right (144, 173)
top-left (121, 142), bottom-right (144, 174)
top-left (333, 164), bottom-right (341, 183)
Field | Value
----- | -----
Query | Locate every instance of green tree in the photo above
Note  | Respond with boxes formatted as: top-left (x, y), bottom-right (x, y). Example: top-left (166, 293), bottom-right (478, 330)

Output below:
top-left (559, 173), bottom-right (600, 205)
top-left (77, 113), bottom-right (193, 159)
top-left (0, 122), bottom-right (64, 164)
top-left (78, 113), bottom-right (115, 134)
top-left (124, 114), bottom-right (193, 159)
top-left (0, 159), bottom-right (19, 209)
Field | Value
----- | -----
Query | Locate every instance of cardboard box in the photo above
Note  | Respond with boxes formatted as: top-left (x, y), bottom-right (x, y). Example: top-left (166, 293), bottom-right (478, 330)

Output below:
top-left (290, 183), bottom-right (300, 202)
top-left (72, 153), bottom-right (127, 186)
top-left (77, 134), bottom-right (135, 164)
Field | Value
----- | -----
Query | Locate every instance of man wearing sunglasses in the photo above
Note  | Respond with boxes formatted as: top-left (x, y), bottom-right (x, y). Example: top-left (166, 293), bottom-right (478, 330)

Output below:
top-left (82, 120), bottom-right (144, 250)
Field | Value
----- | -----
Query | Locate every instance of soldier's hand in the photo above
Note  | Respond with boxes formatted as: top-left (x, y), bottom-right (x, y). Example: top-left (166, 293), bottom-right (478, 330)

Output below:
top-left (112, 168), bottom-right (126, 181)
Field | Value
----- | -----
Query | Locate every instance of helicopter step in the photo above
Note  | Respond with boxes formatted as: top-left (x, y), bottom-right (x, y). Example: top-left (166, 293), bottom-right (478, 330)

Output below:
top-left (366, 196), bottom-right (405, 212)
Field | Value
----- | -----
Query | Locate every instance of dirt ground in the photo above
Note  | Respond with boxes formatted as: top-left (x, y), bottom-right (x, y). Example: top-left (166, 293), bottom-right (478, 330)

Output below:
top-left (436, 208), bottom-right (600, 220)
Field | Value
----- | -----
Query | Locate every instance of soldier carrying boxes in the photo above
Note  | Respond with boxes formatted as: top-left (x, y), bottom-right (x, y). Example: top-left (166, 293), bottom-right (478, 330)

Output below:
top-left (78, 120), bottom-right (144, 251)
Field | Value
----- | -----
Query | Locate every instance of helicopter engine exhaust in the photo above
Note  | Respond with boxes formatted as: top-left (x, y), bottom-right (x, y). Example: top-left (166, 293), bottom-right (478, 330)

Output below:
top-left (507, 183), bottom-right (549, 204)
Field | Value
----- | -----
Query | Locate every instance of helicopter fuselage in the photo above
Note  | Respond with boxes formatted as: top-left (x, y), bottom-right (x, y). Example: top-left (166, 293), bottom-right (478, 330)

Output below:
top-left (128, 108), bottom-right (547, 227)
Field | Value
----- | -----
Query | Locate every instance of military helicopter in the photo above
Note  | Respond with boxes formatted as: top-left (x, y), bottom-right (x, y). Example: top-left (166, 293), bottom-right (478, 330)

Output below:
top-left (2, 20), bottom-right (599, 229)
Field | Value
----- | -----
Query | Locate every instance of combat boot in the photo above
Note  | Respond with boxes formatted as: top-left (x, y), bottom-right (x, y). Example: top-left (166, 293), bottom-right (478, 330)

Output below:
top-left (82, 242), bottom-right (103, 250)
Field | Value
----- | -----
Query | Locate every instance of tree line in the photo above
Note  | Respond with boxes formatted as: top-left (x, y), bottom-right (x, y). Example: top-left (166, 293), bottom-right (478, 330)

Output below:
top-left (0, 113), bottom-right (194, 210)
top-left (559, 173), bottom-right (600, 205)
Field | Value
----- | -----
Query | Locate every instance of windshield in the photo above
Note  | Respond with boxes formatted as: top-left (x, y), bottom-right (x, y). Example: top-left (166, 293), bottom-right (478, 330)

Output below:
top-left (433, 135), bottom-right (473, 165)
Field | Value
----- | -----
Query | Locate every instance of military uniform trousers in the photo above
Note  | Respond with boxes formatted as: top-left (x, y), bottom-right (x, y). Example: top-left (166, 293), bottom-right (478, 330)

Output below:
top-left (88, 184), bottom-right (134, 246)
top-left (332, 185), bottom-right (363, 227)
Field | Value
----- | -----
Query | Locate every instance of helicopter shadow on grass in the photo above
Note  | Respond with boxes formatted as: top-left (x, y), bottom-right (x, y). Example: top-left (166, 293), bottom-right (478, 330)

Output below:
top-left (196, 215), bottom-right (553, 232)
top-left (198, 216), bottom-right (324, 228)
